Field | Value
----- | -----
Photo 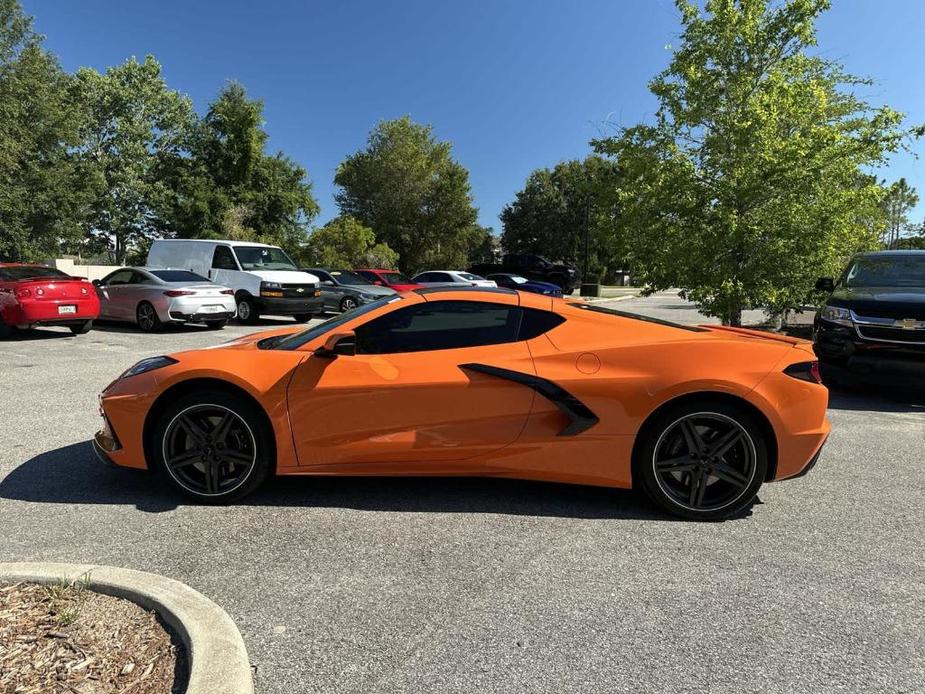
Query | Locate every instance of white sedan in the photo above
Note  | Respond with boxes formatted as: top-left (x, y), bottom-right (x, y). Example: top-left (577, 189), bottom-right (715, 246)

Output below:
top-left (94, 268), bottom-right (237, 332)
top-left (412, 270), bottom-right (497, 288)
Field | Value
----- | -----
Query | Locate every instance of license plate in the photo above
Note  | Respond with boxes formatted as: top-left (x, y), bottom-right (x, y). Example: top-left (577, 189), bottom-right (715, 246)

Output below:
top-left (200, 305), bottom-right (223, 313)
top-left (58, 305), bottom-right (77, 315)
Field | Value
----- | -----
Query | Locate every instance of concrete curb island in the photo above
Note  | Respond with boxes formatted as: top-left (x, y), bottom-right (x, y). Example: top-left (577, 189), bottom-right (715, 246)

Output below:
top-left (0, 562), bottom-right (253, 694)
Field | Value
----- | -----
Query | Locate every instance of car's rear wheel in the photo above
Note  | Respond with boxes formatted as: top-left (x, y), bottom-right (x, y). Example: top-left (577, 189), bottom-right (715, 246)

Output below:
top-left (0, 316), bottom-right (13, 339)
top-left (152, 390), bottom-right (273, 503)
top-left (636, 400), bottom-right (768, 521)
top-left (69, 320), bottom-right (93, 335)
top-left (293, 313), bottom-right (313, 323)
top-left (136, 302), bottom-right (161, 332)
top-left (340, 296), bottom-right (358, 312)
top-left (236, 295), bottom-right (259, 325)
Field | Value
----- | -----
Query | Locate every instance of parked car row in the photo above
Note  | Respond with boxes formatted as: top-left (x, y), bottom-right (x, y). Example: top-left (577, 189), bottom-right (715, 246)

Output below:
top-left (1, 241), bottom-right (574, 338)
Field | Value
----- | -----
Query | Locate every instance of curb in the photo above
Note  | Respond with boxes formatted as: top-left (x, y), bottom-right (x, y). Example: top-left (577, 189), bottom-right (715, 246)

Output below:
top-left (579, 292), bottom-right (640, 303)
top-left (0, 562), bottom-right (253, 694)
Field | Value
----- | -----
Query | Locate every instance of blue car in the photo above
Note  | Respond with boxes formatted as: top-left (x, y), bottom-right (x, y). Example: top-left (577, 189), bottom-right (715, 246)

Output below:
top-left (486, 273), bottom-right (563, 297)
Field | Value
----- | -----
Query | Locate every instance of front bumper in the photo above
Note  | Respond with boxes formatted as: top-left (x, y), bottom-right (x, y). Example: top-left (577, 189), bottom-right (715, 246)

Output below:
top-left (256, 295), bottom-right (324, 316)
top-left (813, 318), bottom-right (925, 383)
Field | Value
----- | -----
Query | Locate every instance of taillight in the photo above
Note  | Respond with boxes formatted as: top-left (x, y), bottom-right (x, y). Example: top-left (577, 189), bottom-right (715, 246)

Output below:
top-left (220, 289), bottom-right (234, 295)
top-left (14, 287), bottom-right (31, 298)
top-left (163, 290), bottom-right (194, 297)
top-left (784, 361), bottom-right (822, 384)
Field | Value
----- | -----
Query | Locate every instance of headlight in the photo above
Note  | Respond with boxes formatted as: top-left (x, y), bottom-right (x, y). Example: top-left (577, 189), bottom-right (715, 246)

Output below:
top-left (260, 281), bottom-right (282, 290)
top-left (119, 356), bottom-right (178, 380)
top-left (820, 305), bottom-right (852, 326)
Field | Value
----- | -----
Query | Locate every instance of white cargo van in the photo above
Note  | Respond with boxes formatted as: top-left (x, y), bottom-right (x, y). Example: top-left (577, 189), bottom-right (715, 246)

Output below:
top-left (147, 239), bottom-right (322, 324)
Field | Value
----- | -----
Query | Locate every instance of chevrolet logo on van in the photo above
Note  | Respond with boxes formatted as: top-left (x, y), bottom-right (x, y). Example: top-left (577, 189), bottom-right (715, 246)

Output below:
top-left (296, 287), bottom-right (305, 293)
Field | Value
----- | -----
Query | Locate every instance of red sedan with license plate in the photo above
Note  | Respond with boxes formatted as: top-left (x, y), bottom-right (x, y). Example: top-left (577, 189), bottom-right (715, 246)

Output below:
top-left (0, 263), bottom-right (100, 337)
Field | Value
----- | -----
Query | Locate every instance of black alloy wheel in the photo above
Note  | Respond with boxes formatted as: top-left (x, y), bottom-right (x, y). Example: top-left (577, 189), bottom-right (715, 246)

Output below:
top-left (161, 403), bottom-right (257, 498)
top-left (136, 302), bottom-right (161, 332)
top-left (637, 402), bottom-right (767, 520)
top-left (340, 296), bottom-right (358, 312)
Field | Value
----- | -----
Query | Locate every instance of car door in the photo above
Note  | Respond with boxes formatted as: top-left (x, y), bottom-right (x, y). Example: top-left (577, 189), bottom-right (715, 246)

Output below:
top-left (287, 298), bottom-right (537, 468)
top-left (209, 245), bottom-right (240, 289)
top-left (95, 269), bottom-right (135, 320)
top-left (314, 270), bottom-right (339, 310)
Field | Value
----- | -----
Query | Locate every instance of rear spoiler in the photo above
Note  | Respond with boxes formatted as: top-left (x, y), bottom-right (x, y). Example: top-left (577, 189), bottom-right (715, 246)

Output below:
top-left (701, 325), bottom-right (807, 346)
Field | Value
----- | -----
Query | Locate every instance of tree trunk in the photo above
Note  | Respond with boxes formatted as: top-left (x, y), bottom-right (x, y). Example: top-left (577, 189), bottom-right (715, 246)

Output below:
top-left (723, 307), bottom-right (743, 327)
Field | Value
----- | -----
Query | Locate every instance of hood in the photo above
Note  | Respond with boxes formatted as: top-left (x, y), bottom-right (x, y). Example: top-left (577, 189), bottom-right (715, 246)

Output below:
top-left (827, 286), bottom-right (925, 320)
top-left (198, 325), bottom-right (304, 351)
top-left (248, 269), bottom-right (319, 283)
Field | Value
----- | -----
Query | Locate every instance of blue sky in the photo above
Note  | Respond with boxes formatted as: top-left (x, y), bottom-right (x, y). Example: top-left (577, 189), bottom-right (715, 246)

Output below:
top-left (23, 0), bottom-right (925, 231)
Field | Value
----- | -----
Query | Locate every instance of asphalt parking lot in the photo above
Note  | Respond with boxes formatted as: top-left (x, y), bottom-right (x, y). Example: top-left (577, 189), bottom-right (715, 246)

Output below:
top-left (1, 292), bottom-right (923, 693)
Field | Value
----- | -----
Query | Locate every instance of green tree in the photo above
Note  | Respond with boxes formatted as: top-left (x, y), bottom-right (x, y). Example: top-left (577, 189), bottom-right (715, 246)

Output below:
top-left (73, 56), bottom-right (194, 264)
top-left (158, 82), bottom-right (318, 256)
top-left (593, 0), bottom-right (907, 324)
top-left (501, 156), bottom-right (624, 282)
top-left (301, 215), bottom-right (398, 268)
top-left (0, 0), bottom-right (89, 261)
top-left (882, 178), bottom-right (918, 249)
top-left (334, 116), bottom-right (481, 273)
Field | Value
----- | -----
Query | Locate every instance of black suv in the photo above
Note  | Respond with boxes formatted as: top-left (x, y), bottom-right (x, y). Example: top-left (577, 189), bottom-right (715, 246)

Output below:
top-left (813, 250), bottom-right (925, 382)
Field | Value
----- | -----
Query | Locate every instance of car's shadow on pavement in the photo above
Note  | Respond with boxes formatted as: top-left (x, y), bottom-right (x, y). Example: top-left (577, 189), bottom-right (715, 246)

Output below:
top-left (0, 441), bottom-right (741, 522)
top-left (824, 380), bottom-right (924, 414)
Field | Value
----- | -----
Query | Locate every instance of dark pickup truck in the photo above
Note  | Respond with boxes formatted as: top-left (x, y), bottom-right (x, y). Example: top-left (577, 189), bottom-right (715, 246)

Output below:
top-left (470, 253), bottom-right (580, 294)
top-left (813, 250), bottom-right (925, 384)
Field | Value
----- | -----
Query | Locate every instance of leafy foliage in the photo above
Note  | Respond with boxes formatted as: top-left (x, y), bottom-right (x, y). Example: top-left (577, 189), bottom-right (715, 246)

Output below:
top-left (156, 82), bottom-right (319, 257)
top-left (501, 156), bottom-right (624, 282)
top-left (881, 178), bottom-right (918, 249)
top-left (72, 56), bottom-right (194, 264)
top-left (334, 116), bottom-right (482, 273)
top-left (0, 0), bottom-right (90, 261)
top-left (301, 215), bottom-right (399, 269)
top-left (593, 0), bottom-right (908, 324)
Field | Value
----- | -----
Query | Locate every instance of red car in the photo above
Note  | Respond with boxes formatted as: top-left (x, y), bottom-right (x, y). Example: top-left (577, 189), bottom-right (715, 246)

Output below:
top-left (353, 268), bottom-right (424, 292)
top-left (0, 263), bottom-right (100, 337)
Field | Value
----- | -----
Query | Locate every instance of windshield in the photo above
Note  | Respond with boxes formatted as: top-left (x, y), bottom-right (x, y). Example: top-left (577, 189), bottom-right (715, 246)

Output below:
top-left (381, 271), bottom-right (413, 285)
top-left (233, 246), bottom-right (297, 271)
top-left (843, 255), bottom-right (925, 288)
top-left (0, 266), bottom-right (70, 281)
top-left (331, 270), bottom-right (371, 286)
top-left (271, 295), bottom-right (402, 350)
top-left (150, 270), bottom-right (208, 283)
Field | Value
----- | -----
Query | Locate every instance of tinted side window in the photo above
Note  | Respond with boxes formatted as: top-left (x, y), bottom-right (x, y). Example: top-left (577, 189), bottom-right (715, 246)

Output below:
top-left (416, 273), bottom-right (434, 283)
top-left (105, 270), bottom-right (134, 285)
top-left (519, 308), bottom-right (566, 340)
top-left (212, 246), bottom-right (238, 270)
top-left (355, 301), bottom-right (521, 354)
top-left (314, 270), bottom-right (332, 283)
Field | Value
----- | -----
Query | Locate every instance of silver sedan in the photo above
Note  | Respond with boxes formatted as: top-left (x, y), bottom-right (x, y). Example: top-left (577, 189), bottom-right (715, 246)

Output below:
top-left (94, 267), bottom-right (237, 332)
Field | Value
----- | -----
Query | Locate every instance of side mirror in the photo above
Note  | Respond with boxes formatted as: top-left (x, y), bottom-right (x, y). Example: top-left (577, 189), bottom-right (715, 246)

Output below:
top-left (321, 280), bottom-right (334, 286)
top-left (815, 277), bottom-right (835, 293)
top-left (314, 331), bottom-right (356, 359)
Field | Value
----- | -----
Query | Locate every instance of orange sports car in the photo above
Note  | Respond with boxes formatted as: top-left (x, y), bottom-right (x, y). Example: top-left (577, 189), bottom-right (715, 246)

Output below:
top-left (94, 287), bottom-right (830, 520)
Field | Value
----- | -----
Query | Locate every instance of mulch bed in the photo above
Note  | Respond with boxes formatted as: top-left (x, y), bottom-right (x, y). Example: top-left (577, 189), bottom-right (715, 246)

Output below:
top-left (0, 581), bottom-right (184, 694)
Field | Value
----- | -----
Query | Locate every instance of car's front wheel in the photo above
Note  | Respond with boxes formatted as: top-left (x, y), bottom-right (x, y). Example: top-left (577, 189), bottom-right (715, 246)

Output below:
top-left (236, 295), bottom-right (259, 325)
top-left (636, 400), bottom-right (768, 521)
top-left (340, 296), bottom-right (358, 312)
top-left (152, 390), bottom-right (273, 503)
top-left (292, 313), bottom-right (314, 323)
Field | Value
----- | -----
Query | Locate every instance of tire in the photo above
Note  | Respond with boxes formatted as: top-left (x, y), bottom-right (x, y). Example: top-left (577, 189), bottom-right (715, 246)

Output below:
top-left (204, 319), bottom-right (228, 330)
top-left (236, 295), bottom-right (259, 325)
top-left (69, 320), bottom-right (93, 335)
top-left (339, 296), bottom-right (358, 313)
top-left (151, 389), bottom-right (274, 503)
top-left (292, 313), bottom-right (314, 323)
top-left (0, 315), bottom-right (13, 339)
top-left (136, 302), bottom-right (161, 332)
top-left (635, 399), bottom-right (768, 521)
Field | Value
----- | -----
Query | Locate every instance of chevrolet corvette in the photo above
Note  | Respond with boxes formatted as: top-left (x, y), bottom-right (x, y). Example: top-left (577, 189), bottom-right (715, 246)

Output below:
top-left (94, 287), bottom-right (830, 520)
